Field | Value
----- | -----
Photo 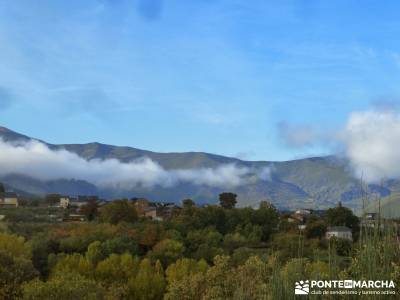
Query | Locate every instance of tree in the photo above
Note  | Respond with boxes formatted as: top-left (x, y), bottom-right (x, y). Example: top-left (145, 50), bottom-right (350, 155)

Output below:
top-left (231, 256), bottom-right (269, 299)
top-left (45, 194), bottom-right (60, 206)
top-left (219, 193), bottom-right (237, 209)
top-left (99, 200), bottom-right (138, 225)
top-left (164, 258), bottom-right (208, 300)
top-left (128, 258), bottom-right (165, 300)
top-left (102, 236), bottom-right (139, 257)
top-left (150, 239), bottom-right (185, 267)
top-left (0, 182), bottom-right (5, 193)
top-left (79, 198), bottom-right (99, 221)
top-left (86, 241), bottom-right (105, 266)
top-left (95, 253), bottom-right (138, 287)
top-left (22, 273), bottom-right (104, 300)
top-left (182, 199), bottom-right (195, 209)
top-left (0, 251), bottom-right (38, 299)
top-left (0, 233), bottom-right (32, 260)
top-left (330, 237), bottom-right (352, 256)
top-left (325, 203), bottom-right (360, 237)
top-left (305, 219), bottom-right (327, 239)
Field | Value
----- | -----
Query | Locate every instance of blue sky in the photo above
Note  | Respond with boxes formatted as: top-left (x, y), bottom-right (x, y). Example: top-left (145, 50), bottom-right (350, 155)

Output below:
top-left (1, 0), bottom-right (400, 161)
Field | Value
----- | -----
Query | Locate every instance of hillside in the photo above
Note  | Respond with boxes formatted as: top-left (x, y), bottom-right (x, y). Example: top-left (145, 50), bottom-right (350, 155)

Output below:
top-left (365, 193), bottom-right (400, 219)
top-left (0, 126), bottom-right (396, 210)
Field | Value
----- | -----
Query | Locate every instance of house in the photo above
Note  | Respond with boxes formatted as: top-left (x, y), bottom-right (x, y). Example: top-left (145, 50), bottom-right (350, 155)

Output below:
top-left (0, 192), bottom-right (19, 208)
top-left (60, 196), bottom-right (70, 209)
top-left (158, 203), bottom-right (181, 219)
top-left (59, 195), bottom-right (93, 209)
top-left (143, 207), bottom-right (163, 221)
top-left (326, 226), bottom-right (353, 241)
top-left (131, 198), bottom-right (151, 212)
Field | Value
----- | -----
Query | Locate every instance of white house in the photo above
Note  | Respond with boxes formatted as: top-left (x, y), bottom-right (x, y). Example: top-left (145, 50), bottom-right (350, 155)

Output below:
top-left (326, 226), bottom-right (352, 241)
top-left (60, 196), bottom-right (70, 209)
top-left (0, 192), bottom-right (19, 207)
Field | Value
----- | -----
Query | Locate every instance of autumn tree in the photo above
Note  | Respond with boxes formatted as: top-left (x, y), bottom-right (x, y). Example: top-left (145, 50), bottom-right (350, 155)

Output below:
top-left (99, 200), bottom-right (138, 225)
top-left (0, 233), bottom-right (38, 299)
top-left (22, 273), bottom-right (104, 300)
top-left (149, 239), bottom-right (185, 267)
top-left (128, 258), bottom-right (165, 300)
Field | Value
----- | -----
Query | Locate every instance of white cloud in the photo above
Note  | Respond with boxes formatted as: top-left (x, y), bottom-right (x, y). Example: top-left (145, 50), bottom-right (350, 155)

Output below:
top-left (0, 139), bottom-right (271, 189)
top-left (341, 110), bottom-right (400, 182)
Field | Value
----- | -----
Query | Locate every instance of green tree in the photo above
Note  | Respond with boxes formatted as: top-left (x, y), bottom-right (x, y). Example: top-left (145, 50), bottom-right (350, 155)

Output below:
top-left (164, 258), bottom-right (208, 300)
top-left (305, 219), bottom-right (327, 239)
top-left (31, 236), bottom-right (58, 278)
top-left (128, 258), bottom-right (165, 300)
top-left (150, 239), bottom-right (185, 267)
top-left (99, 200), bottom-right (138, 225)
top-left (219, 192), bottom-right (237, 209)
top-left (95, 253), bottom-right (139, 288)
top-left (325, 203), bottom-right (360, 237)
top-left (86, 241), bottom-right (106, 266)
top-left (330, 237), bottom-right (352, 256)
top-left (0, 229), bottom-right (38, 299)
top-left (202, 255), bottom-right (234, 299)
top-left (0, 182), bottom-right (5, 193)
top-left (0, 250), bottom-right (38, 300)
top-left (0, 233), bottom-right (32, 260)
top-left (23, 273), bottom-right (104, 300)
top-left (232, 256), bottom-right (269, 300)
top-left (50, 253), bottom-right (92, 279)
top-left (102, 236), bottom-right (139, 256)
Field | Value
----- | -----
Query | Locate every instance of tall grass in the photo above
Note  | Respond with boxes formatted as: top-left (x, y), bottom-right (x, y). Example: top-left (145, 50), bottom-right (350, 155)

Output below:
top-left (267, 220), bottom-right (399, 300)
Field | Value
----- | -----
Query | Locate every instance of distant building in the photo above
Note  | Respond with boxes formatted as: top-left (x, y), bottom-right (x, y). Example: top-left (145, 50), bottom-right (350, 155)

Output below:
top-left (326, 226), bottom-right (353, 241)
top-left (143, 207), bottom-right (163, 221)
top-left (132, 198), bottom-right (181, 220)
top-left (60, 196), bottom-right (70, 209)
top-left (131, 198), bottom-right (151, 211)
top-left (0, 192), bottom-right (19, 208)
top-left (365, 213), bottom-right (377, 221)
top-left (59, 195), bottom-right (94, 209)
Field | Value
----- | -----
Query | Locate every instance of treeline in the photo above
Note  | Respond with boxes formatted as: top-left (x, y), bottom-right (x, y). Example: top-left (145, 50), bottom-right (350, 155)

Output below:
top-left (0, 196), bottom-right (399, 299)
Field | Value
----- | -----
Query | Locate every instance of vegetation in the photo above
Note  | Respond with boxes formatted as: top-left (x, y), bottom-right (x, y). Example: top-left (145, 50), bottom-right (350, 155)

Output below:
top-left (0, 194), bottom-right (398, 299)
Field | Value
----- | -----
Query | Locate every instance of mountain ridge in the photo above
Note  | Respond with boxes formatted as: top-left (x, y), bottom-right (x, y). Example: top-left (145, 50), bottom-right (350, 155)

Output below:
top-left (0, 126), bottom-right (394, 210)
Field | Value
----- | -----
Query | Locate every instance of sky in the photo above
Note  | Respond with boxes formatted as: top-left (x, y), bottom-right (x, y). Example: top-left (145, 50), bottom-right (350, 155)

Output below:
top-left (1, 0), bottom-right (400, 161)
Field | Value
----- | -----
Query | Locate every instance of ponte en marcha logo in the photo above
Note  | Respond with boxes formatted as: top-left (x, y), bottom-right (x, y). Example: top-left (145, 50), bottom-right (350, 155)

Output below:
top-left (295, 280), bottom-right (396, 296)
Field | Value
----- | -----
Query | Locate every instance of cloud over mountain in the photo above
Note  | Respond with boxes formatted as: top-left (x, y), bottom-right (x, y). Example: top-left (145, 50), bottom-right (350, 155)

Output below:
top-left (341, 109), bottom-right (400, 182)
top-left (0, 139), bottom-right (270, 189)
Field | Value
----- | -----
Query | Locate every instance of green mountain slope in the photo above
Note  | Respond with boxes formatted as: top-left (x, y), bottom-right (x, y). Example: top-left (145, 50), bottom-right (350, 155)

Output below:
top-left (365, 193), bottom-right (400, 219)
top-left (0, 126), bottom-right (395, 210)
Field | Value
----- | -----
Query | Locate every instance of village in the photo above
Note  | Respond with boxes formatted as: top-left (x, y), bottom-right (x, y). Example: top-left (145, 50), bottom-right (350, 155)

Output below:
top-left (0, 182), bottom-right (392, 242)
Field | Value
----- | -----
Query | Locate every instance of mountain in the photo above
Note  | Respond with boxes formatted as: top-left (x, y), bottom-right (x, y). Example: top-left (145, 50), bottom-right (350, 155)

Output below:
top-left (365, 193), bottom-right (400, 219)
top-left (0, 126), bottom-right (395, 210)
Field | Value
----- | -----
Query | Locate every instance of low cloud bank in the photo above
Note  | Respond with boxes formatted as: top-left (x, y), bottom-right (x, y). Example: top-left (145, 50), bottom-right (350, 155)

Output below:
top-left (0, 139), bottom-right (270, 189)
